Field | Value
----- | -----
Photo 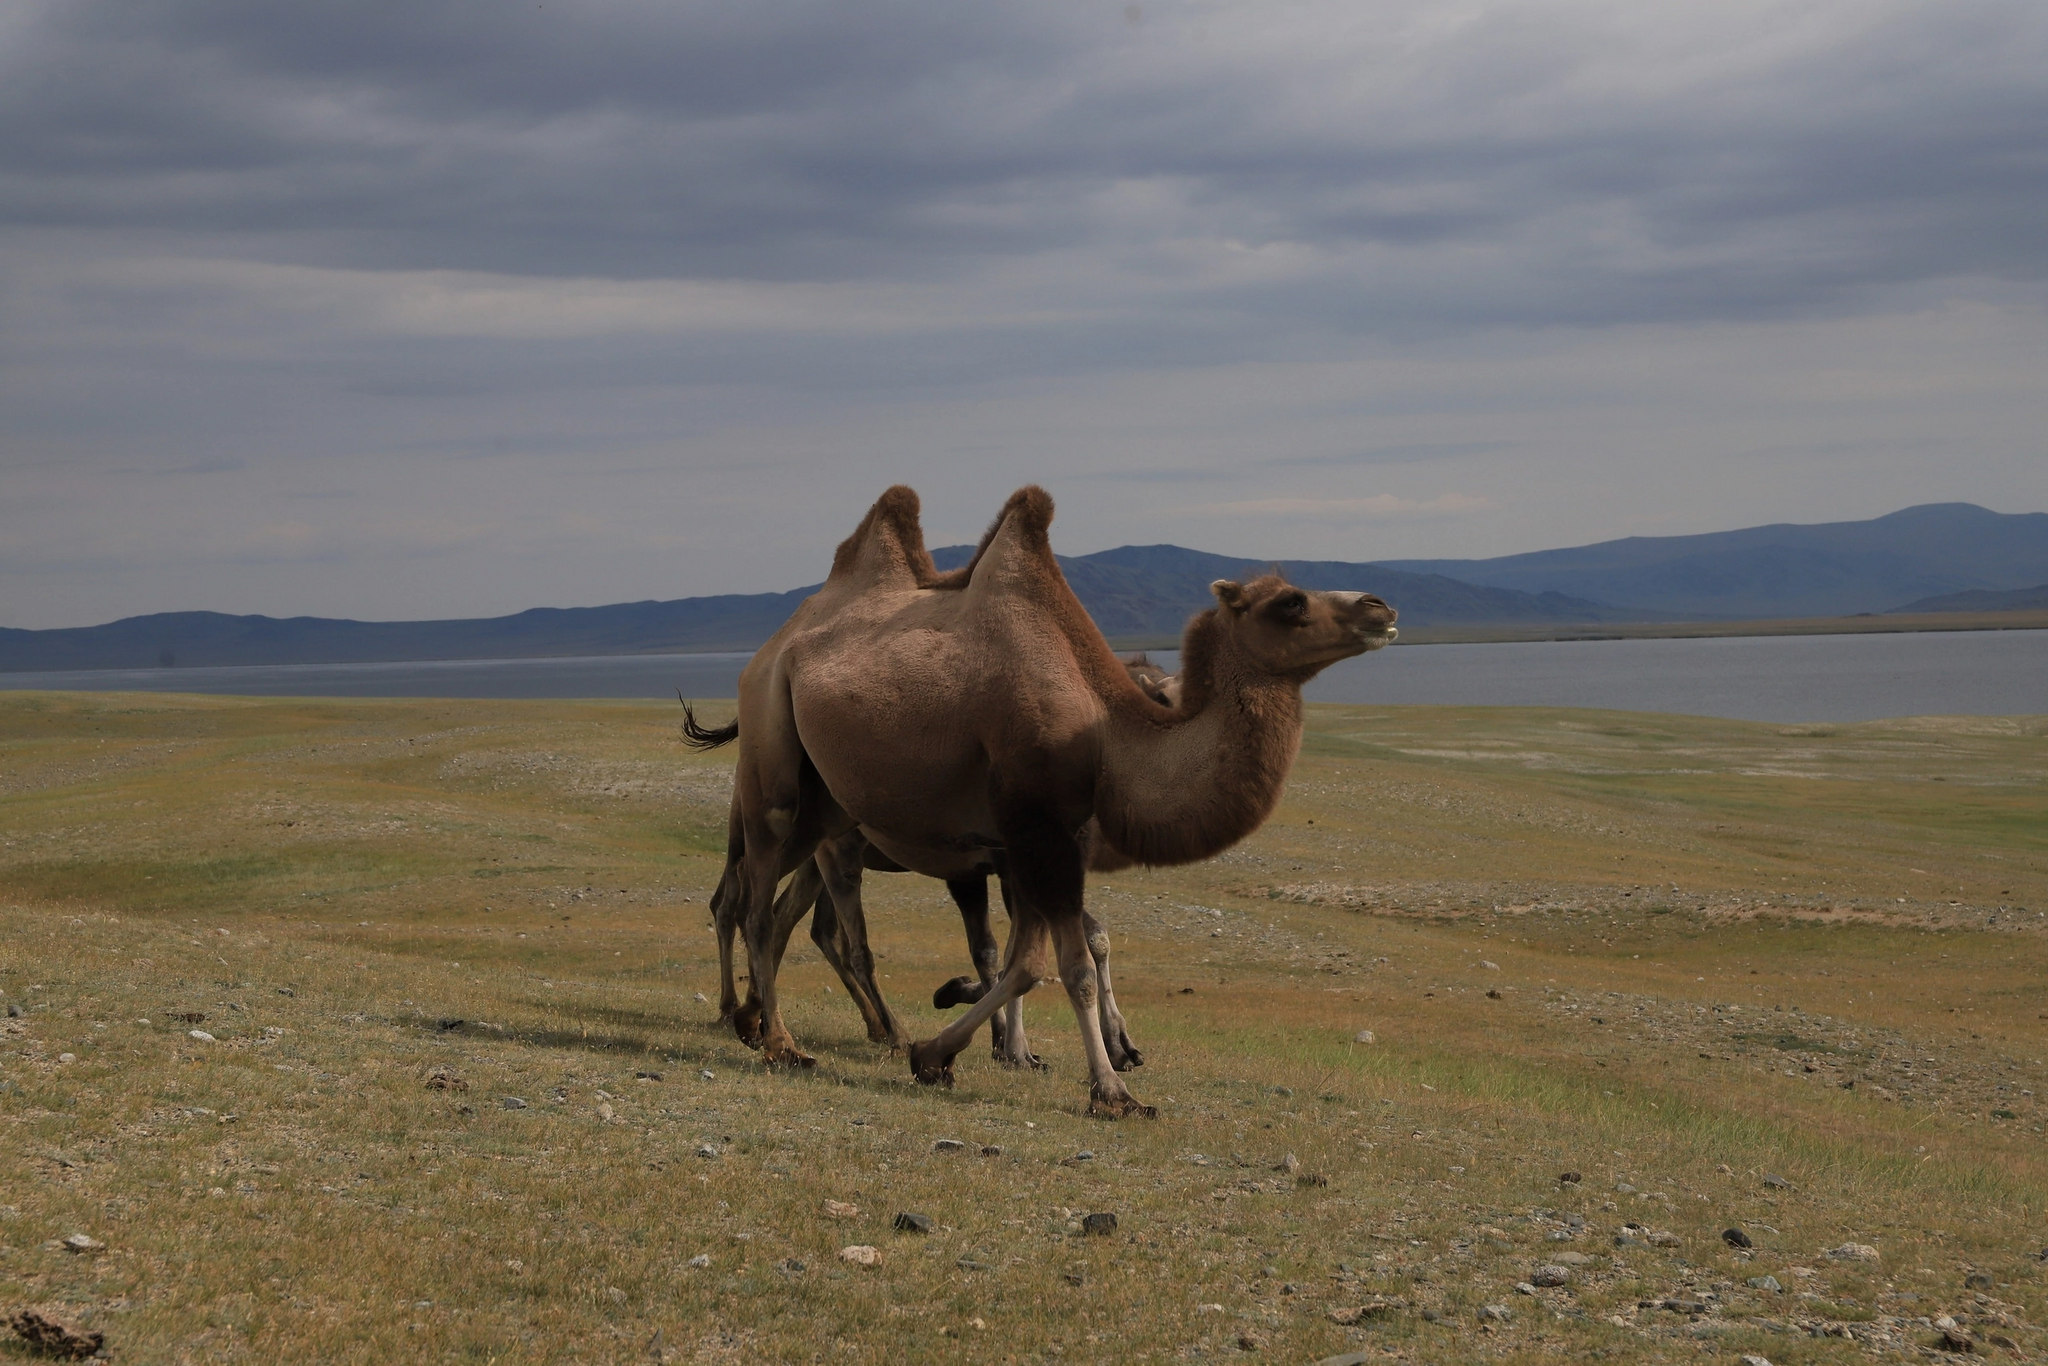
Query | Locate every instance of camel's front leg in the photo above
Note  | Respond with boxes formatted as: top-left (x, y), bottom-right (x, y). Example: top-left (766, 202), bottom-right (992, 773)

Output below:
top-left (932, 875), bottom-right (1017, 1059)
top-left (907, 917), bottom-right (1047, 1088)
top-left (1083, 908), bottom-right (1142, 1071)
top-left (1051, 914), bottom-right (1155, 1119)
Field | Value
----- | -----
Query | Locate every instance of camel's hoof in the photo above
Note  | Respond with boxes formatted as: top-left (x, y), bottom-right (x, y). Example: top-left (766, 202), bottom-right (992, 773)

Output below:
top-left (762, 1045), bottom-right (816, 1071)
top-left (933, 975), bottom-right (985, 1010)
top-left (908, 1041), bottom-right (955, 1088)
top-left (1000, 1052), bottom-right (1048, 1072)
top-left (1087, 1092), bottom-right (1158, 1120)
top-left (1110, 1044), bottom-right (1145, 1072)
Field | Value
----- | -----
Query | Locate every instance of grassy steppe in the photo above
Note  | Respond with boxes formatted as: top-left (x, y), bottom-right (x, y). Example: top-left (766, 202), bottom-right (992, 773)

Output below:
top-left (2, 692), bottom-right (2045, 1364)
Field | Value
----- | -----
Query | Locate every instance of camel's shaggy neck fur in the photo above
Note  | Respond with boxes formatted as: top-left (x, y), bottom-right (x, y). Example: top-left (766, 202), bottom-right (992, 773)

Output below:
top-left (1093, 606), bottom-right (1303, 866)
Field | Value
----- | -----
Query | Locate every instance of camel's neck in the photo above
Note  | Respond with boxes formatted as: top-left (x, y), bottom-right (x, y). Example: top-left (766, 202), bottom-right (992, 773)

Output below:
top-left (1093, 614), bottom-right (1305, 866)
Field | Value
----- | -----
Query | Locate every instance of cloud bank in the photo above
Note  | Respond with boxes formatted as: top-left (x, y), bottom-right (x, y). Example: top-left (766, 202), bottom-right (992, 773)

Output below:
top-left (3, 0), bottom-right (2044, 625)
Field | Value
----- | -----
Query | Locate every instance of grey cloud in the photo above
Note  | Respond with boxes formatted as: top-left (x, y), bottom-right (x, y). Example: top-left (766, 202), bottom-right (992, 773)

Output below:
top-left (4, 1), bottom-right (2043, 320)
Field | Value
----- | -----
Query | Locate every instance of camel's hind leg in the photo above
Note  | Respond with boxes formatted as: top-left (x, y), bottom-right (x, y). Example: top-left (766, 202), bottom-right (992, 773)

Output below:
top-left (994, 876), bottom-right (1044, 1071)
top-left (1084, 908), bottom-right (1142, 1071)
top-left (711, 805), bottom-right (745, 1023)
top-left (813, 831), bottom-right (909, 1049)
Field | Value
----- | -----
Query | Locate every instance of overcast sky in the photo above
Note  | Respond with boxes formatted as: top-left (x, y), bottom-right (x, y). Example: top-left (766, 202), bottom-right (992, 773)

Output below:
top-left (3, 0), bottom-right (2044, 627)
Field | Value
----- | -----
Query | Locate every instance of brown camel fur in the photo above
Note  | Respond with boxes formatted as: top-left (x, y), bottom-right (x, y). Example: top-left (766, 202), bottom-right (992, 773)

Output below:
top-left (720, 484), bottom-right (1395, 1116)
top-left (688, 656), bottom-right (1173, 1070)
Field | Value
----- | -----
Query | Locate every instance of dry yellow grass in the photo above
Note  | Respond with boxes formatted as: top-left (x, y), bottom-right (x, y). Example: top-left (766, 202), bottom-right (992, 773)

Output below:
top-left (2, 691), bottom-right (2045, 1363)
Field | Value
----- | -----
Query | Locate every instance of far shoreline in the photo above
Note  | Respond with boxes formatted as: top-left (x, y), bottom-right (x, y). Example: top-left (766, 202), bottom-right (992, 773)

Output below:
top-left (1108, 608), bottom-right (2048, 652)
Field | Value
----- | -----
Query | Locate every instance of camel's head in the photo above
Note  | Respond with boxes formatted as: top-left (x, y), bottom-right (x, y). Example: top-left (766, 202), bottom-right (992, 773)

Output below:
top-left (1210, 575), bottom-right (1398, 675)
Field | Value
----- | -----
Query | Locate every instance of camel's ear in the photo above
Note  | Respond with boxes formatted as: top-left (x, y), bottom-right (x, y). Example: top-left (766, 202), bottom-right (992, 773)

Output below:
top-left (1211, 580), bottom-right (1248, 611)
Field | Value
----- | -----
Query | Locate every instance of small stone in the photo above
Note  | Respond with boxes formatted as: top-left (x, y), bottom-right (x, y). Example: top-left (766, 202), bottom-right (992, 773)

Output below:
top-left (1476, 1303), bottom-right (1512, 1323)
top-left (501, 1096), bottom-right (528, 1110)
top-left (1746, 1275), bottom-right (1781, 1292)
top-left (1513, 1282), bottom-right (1537, 1295)
top-left (1935, 1318), bottom-right (1975, 1353)
top-left (1480, 960), bottom-right (1500, 971)
top-left (893, 1212), bottom-right (934, 1234)
top-left (1739, 1356), bottom-right (1774, 1366)
top-left (822, 1200), bottom-right (859, 1219)
top-left (61, 1233), bottom-right (104, 1253)
top-left (980, 1144), bottom-right (1003, 1156)
top-left (4, 1004), bottom-right (18, 1018)
top-left (1081, 1212), bottom-right (1118, 1236)
top-left (1270, 1085), bottom-right (1293, 1097)
top-left (57, 1053), bottom-right (76, 1064)
top-left (1614, 1181), bottom-right (1637, 1194)
top-left (1276, 1153), bottom-right (1301, 1175)
top-left (1353, 1030), bottom-right (1375, 1044)
top-left (1827, 1242), bottom-right (1878, 1262)
top-left (1559, 1170), bottom-right (1582, 1184)
top-left (596, 1102), bottom-right (615, 1123)
top-left (635, 1070), bottom-right (663, 1082)
top-left (1722, 1227), bottom-right (1753, 1248)
top-left (1647, 1230), bottom-right (1682, 1248)
top-left (839, 1244), bottom-right (882, 1266)
top-left (699, 1069), bottom-right (715, 1081)
top-left (695, 1144), bottom-right (719, 1159)
top-left (1236, 1330), bottom-right (1266, 1351)
top-left (1555, 1251), bottom-right (1593, 1266)
top-left (685, 1254), bottom-right (710, 1269)
top-left (1064, 1268), bottom-right (1086, 1286)
top-left (1964, 1271), bottom-right (1993, 1290)
top-left (606, 1286), bottom-right (626, 1304)
top-left (1761, 1173), bottom-right (1793, 1189)
top-left (1070, 1149), bottom-right (1095, 1162)
top-left (277, 987), bottom-right (294, 996)
top-left (188, 1029), bottom-right (216, 1043)
top-left (692, 992), bottom-right (708, 1003)
top-left (1327, 1307), bottom-right (1364, 1325)
top-left (425, 1069), bottom-right (468, 1092)
top-left (1658, 1298), bottom-right (1707, 1314)
top-left (956, 1257), bottom-right (994, 1272)
top-left (1530, 1264), bottom-right (1571, 1287)
top-left (1315, 1355), bottom-right (1375, 1366)
top-left (5, 1310), bottom-right (104, 1358)
top-left (932, 1138), bottom-right (967, 1153)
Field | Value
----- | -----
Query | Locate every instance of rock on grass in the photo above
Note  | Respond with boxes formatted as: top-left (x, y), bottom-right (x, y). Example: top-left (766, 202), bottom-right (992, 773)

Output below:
top-left (839, 1245), bottom-right (882, 1267)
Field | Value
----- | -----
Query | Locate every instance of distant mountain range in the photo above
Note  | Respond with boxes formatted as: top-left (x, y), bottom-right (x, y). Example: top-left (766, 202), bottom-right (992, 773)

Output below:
top-left (1889, 582), bottom-right (2048, 614)
top-left (1380, 503), bottom-right (2048, 619)
top-left (3, 502), bottom-right (2043, 673)
top-left (0, 548), bottom-right (1625, 673)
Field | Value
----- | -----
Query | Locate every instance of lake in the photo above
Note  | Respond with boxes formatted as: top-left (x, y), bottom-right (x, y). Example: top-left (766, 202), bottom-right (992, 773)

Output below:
top-left (3, 628), bottom-right (2042, 724)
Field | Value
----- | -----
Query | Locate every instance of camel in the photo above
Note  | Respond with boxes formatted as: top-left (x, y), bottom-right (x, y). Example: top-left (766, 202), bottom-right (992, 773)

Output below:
top-left (685, 657), bottom-right (1174, 1070)
top-left (724, 484), bottom-right (1395, 1116)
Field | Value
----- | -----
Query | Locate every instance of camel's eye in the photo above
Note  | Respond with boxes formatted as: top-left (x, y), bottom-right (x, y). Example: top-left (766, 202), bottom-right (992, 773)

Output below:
top-left (1270, 592), bottom-right (1309, 624)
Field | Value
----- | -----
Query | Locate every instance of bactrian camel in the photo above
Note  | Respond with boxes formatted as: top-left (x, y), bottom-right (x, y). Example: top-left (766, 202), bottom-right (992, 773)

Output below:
top-left (724, 484), bottom-right (1395, 1116)
top-left (685, 657), bottom-right (1175, 1070)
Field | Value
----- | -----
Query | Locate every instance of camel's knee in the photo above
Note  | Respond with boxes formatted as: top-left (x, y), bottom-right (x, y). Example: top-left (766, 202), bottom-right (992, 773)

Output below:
top-left (1086, 930), bottom-right (1110, 962)
top-left (1065, 963), bottom-right (1099, 1009)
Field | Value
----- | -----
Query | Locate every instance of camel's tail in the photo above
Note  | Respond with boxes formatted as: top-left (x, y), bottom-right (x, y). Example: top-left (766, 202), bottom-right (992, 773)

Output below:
top-left (679, 696), bottom-right (739, 750)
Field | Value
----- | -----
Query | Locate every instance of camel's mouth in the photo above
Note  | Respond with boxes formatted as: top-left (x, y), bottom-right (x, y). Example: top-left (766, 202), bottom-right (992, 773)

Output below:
top-left (1354, 624), bottom-right (1398, 651)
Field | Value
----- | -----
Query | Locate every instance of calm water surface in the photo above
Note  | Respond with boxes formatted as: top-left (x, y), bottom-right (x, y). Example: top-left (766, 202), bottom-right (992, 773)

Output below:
top-left (5, 629), bottom-right (2043, 724)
